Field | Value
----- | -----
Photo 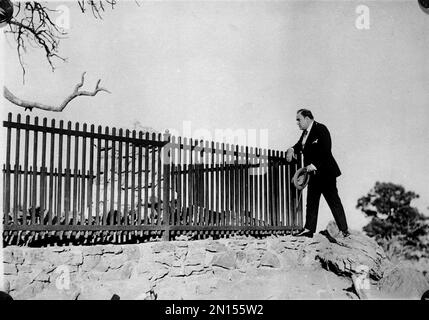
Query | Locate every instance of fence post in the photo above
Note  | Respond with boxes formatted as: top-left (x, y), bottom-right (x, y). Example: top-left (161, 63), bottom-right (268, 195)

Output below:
top-left (4, 113), bottom-right (12, 224)
top-left (162, 131), bottom-right (171, 241)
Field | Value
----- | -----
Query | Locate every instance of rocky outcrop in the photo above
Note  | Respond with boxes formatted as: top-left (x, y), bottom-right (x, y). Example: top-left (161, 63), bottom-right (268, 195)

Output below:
top-left (3, 223), bottom-right (428, 300)
top-left (315, 232), bottom-right (392, 280)
top-left (377, 264), bottom-right (429, 299)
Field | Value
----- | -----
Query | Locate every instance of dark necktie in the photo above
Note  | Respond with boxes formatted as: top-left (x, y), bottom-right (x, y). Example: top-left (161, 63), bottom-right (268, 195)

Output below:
top-left (302, 129), bottom-right (308, 146)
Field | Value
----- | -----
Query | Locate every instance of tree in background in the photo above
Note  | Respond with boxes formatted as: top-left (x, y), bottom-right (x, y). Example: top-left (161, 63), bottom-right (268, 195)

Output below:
top-left (357, 182), bottom-right (429, 260)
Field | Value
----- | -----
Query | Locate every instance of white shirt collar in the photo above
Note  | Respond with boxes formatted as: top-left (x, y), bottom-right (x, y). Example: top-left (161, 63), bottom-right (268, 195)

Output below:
top-left (306, 120), bottom-right (314, 134)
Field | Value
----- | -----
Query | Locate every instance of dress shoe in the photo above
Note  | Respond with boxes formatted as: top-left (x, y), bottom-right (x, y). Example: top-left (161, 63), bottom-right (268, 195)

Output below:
top-left (295, 229), bottom-right (314, 238)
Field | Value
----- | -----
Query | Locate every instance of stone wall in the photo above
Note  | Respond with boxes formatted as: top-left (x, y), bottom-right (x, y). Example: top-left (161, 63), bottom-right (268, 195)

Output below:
top-left (2, 232), bottom-right (428, 300)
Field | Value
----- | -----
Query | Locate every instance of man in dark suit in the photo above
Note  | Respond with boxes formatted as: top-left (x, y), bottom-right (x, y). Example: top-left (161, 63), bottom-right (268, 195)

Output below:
top-left (286, 109), bottom-right (349, 238)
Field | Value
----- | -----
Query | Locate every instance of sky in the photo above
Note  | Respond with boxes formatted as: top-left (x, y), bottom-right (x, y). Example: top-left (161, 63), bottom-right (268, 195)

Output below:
top-left (1, 0), bottom-right (428, 232)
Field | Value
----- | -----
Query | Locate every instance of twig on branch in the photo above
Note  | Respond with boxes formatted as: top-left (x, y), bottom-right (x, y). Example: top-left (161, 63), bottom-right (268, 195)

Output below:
top-left (78, 1), bottom-right (117, 18)
top-left (3, 72), bottom-right (111, 112)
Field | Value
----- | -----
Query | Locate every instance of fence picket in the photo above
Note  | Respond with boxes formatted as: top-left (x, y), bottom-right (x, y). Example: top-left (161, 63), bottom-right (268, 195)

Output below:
top-left (40, 117), bottom-right (47, 214)
top-left (29, 165), bottom-right (33, 210)
top-left (131, 130), bottom-right (136, 226)
top-left (246, 147), bottom-right (251, 226)
top-left (280, 151), bottom-right (285, 226)
top-left (116, 129), bottom-right (123, 225)
top-left (215, 142), bottom-right (220, 226)
top-left (57, 121), bottom-right (64, 224)
top-left (271, 150), bottom-right (276, 226)
top-left (204, 141), bottom-right (214, 226)
top-left (228, 144), bottom-right (233, 226)
top-left (13, 114), bottom-right (21, 223)
top-left (177, 137), bottom-right (182, 226)
top-left (102, 127), bottom-right (110, 225)
top-left (18, 165), bottom-right (22, 218)
top-left (144, 132), bottom-right (149, 225)
top-left (138, 131), bottom-right (143, 226)
top-left (54, 168), bottom-right (58, 219)
top-left (192, 139), bottom-right (198, 226)
top-left (233, 144), bottom-right (238, 227)
top-left (5, 113), bottom-right (12, 223)
top-left (275, 150), bottom-right (280, 226)
top-left (22, 115), bottom-right (30, 226)
top-left (77, 169), bottom-right (81, 219)
top-left (243, 146), bottom-right (250, 226)
top-left (110, 128), bottom-right (116, 225)
top-left (183, 138), bottom-right (188, 225)
top-left (170, 136), bottom-right (176, 226)
top-left (31, 117), bottom-right (39, 224)
top-left (263, 149), bottom-right (268, 226)
top-left (81, 124), bottom-right (87, 225)
top-left (255, 148), bottom-right (261, 227)
top-left (73, 122), bottom-right (80, 225)
top-left (220, 143), bottom-right (225, 227)
top-left (88, 124), bottom-right (95, 225)
top-left (48, 119), bottom-right (55, 225)
top-left (65, 121), bottom-right (72, 224)
top-left (189, 139), bottom-right (195, 225)
top-left (157, 133), bottom-right (162, 226)
top-left (2, 165), bottom-right (5, 224)
top-left (150, 133), bottom-right (156, 225)
top-left (124, 130), bottom-right (129, 225)
top-left (96, 126), bottom-right (102, 225)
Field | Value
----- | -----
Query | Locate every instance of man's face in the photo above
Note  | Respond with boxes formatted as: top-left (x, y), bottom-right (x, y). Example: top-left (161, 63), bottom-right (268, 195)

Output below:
top-left (296, 113), bottom-right (310, 130)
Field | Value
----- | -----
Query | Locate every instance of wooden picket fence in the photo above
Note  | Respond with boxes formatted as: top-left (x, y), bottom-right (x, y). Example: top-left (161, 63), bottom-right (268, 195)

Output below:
top-left (2, 113), bottom-right (303, 244)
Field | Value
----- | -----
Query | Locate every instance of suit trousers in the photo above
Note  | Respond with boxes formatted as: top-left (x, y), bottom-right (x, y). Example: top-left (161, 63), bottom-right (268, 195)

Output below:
top-left (304, 174), bottom-right (348, 233)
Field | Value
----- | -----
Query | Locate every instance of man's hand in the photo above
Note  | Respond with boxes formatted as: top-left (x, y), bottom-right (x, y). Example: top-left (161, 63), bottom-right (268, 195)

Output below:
top-left (286, 148), bottom-right (295, 162)
top-left (306, 164), bottom-right (317, 172)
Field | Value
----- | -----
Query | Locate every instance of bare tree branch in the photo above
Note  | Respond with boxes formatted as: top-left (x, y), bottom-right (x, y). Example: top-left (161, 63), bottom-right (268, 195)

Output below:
top-left (3, 72), bottom-right (111, 112)
top-left (4, 1), bottom-right (125, 82)
top-left (4, 2), bottom-right (68, 82)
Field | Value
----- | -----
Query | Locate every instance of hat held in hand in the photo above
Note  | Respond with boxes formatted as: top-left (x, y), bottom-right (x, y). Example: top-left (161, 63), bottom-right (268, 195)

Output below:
top-left (292, 167), bottom-right (310, 190)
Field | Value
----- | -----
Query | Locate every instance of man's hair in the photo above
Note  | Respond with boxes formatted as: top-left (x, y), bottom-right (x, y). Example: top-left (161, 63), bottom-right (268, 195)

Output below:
top-left (297, 109), bottom-right (314, 120)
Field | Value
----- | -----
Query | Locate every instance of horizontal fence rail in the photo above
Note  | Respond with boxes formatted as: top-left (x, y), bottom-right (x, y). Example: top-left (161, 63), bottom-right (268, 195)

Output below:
top-left (2, 113), bottom-right (303, 243)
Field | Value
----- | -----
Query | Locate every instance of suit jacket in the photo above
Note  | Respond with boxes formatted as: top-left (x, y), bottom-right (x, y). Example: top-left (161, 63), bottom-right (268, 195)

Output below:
top-left (293, 121), bottom-right (341, 178)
